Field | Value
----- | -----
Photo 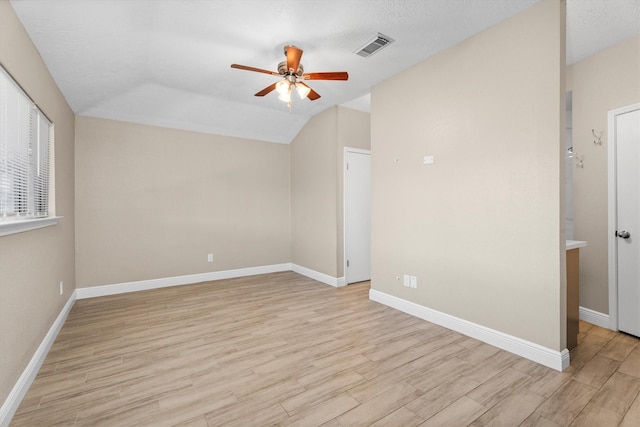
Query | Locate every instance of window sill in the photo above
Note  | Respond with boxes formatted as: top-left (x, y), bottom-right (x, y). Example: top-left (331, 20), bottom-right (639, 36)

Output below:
top-left (0, 216), bottom-right (62, 237)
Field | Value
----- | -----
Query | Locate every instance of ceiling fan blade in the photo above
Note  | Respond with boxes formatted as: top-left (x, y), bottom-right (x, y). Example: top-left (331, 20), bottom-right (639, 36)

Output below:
top-left (286, 45), bottom-right (303, 73)
top-left (299, 82), bottom-right (321, 100)
top-left (254, 82), bottom-right (277, 97)
top-left (303, 72), bottom-right (349, 81)
top-left (231, 64), bottom-right (280, 76)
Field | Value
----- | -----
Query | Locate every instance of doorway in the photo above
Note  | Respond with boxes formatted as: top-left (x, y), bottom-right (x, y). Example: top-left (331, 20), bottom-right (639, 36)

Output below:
top-left (608, 103), bottom-right (640, 337)
top-left (344, 148), bottom-right (371, 284)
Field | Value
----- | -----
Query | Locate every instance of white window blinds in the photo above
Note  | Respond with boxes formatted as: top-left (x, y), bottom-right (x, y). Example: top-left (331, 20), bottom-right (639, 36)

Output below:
top-left (0, 65), bottom-right (53, 222)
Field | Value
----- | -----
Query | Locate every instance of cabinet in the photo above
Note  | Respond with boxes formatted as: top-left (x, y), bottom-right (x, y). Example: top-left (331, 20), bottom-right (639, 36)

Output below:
top-left (566, 240), bottom-right (586, 350)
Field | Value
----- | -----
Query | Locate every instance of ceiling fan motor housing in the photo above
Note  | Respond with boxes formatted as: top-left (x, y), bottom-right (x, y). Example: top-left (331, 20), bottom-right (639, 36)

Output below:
top-left (278, 61), bottom-right (303, 77)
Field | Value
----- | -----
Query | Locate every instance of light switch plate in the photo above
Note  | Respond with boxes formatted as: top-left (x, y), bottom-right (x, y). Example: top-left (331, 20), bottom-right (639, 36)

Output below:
top-left (423, 155), bottom-right (434, 165)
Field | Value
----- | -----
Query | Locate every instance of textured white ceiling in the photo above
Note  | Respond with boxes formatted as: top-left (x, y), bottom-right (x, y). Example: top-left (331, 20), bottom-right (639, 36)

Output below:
top-left (9, 0), bottom-right (640, 144)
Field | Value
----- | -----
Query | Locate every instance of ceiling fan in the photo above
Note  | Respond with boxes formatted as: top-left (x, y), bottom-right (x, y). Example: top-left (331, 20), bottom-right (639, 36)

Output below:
top-left (231, 45), bottom-right (348, 106)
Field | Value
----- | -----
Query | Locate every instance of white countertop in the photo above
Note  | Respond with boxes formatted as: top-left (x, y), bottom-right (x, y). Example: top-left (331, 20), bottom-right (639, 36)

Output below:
top-left (566, 240), bottom-right (587, 250)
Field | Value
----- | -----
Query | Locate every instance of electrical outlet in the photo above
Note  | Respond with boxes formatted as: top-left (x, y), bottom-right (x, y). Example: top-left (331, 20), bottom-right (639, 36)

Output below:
top-left (59, 281), bottom-right (64, 295)
top-left (207, 253), bottom-right (213, 263)
top-left (410, 276), bottom-right (417, 288)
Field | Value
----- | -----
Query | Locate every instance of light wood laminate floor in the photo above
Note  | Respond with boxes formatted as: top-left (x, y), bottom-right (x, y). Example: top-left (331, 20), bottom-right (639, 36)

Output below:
top-left (11, 272), bottom-right (640, 426)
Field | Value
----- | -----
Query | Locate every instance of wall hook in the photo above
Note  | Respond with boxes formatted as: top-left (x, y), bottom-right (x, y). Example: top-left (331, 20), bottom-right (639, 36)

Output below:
top-left (592, 129), bottom-right (603, 145)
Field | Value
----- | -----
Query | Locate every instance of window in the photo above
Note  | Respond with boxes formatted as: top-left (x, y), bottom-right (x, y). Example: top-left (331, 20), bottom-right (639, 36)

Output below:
top-left (0, 65), bottom-right (56, 236)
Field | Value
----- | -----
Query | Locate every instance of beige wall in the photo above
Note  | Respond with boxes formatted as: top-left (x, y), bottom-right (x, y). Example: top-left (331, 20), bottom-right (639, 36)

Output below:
top-left (75, 116), bottom-right (290, 287)
top-left (290, 106), bottom-right (370, 279)
top-left (567, 35), bottom-right (640, 315)
top-left (291, 108), bottom-right (339, 276)
top-left (371, 0), bottom-right (566, 350)
top-left (0, 2), bottom-right (76, 405)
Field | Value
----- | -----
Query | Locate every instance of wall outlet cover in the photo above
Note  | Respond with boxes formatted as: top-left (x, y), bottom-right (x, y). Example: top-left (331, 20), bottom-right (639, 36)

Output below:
top-left (410, 276), bottom-right (417, 288)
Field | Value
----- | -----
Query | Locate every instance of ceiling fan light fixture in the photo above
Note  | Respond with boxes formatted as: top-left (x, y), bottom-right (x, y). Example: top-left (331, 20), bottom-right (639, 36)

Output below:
top-left (296, 83), bottom-right (311, 99)
top-left (278, 91), bottom-right (291, 103)
top-left (275, 79), bottom-right (290, 95)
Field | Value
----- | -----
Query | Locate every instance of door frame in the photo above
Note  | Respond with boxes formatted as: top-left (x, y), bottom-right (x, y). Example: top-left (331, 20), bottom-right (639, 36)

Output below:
top-left (343, 147), bottom-right (371, 285)
top-left (607, 102), bottom-right (640, 331)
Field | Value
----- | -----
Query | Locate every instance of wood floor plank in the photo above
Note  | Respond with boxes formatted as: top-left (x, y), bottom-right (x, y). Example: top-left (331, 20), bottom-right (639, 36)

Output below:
top-left (520, 413), bottom-right (562, 427)
top-left (349, 343), bottom-right (462, 403)
top-left (278, 392), bottom-right (360, 427)
top-left (518, 363), bottom-right (572, 399)
top-left (569, 402), bottom-right (624, 427)
top-left (280, 371), bottom-right (365, 415)
top-left (10, 403), bottom-right (79, 426)
top-left (369, 407), bottom-right (424, 427)
top-left (620, 392), bottom-right (640, 427)
top-left (139, 390), bottom-right (236, 427)
top-left (465, 349), bottom-right (521, 383)
top-left (355, 334), bottom-right (463, 381)
top-left (406, 355), bottom-right (473, 393)
top-left (336, 382), bottom-right (423, 426)
top-left (599, 336), bottom-right (637, 361)
top-left (456, 342), bottom-right (500, 363)
top-left (534, 379), bottom-right (599, 425)
top-left (173, 415), bottom-right (209, 427)
top-left (404, 375), bottom-right (482, 420)
top-left (589, 371), bottom-right (640, 415)
top-left (565, 335), bottom-right (607, 373)
top-left (619, 347), bottom-right (640, 379)
top-left (418, 396), bottom-right (486, 427)
top-left (295, 354), bottom-right (371, 387)
top-left (217, 402), bottom-right (289, 427)
top-left (572, 354), bottom-right (622, 388)
top-left (465, 366), bottom-right (531, 408)
top-left (470, 388), bottom-right (546, 426)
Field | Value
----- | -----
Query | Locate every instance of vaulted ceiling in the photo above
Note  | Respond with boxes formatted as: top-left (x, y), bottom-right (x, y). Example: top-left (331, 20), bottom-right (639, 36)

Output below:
top-left (10, 0), bottom-right (640, 144)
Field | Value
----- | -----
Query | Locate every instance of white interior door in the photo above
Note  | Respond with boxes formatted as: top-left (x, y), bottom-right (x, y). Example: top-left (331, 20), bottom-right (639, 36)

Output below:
top-left (613, 106), bottom-right (640, 337)
top-left (345, 149), bottom-right (371, 284)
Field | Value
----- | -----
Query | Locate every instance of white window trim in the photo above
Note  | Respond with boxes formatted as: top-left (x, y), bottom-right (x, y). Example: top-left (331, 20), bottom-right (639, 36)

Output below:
top-left (1, 64), bottom-right (56, 234)
top-left (0, 216), bottom-right (61, 237)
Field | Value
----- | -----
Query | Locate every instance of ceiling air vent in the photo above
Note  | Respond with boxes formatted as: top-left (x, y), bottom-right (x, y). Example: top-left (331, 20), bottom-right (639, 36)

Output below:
top-left (355, 33), bottom-right (394, 58)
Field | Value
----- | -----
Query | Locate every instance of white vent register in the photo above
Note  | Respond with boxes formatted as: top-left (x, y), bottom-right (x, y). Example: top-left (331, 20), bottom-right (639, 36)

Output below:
top-left (355, 33), bottom-right (394, 57)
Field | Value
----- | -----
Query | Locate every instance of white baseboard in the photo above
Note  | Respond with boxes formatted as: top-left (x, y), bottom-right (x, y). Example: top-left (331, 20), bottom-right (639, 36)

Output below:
top-left (76, 263), bottom-right (293, 299)
top-left (369, 289), bottom-right (570, 372)
top-left (291, 264), bottom-right (345, 287)
top-left (75, 263), bottom-right (344, 299)
top-left (579, 306), bottom-right (610, 329)
top-left (0, 292), bottom-right (76, 427)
